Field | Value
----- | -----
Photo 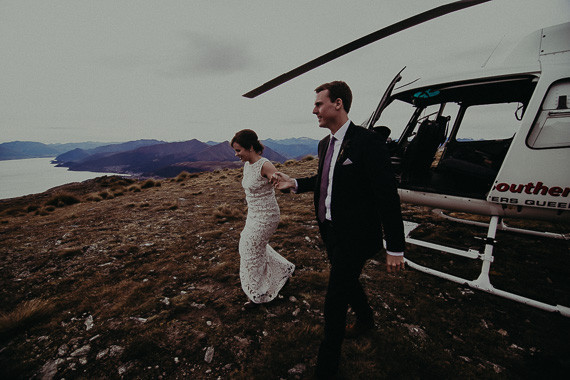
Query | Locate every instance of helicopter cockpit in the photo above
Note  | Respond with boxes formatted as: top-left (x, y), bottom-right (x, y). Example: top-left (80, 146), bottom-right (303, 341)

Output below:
top-left (375, 75), bottom-right (538, 199)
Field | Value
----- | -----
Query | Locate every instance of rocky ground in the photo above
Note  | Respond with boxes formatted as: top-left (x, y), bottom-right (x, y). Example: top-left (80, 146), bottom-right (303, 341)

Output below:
top-left (0, 158), bottom-right (569, 379)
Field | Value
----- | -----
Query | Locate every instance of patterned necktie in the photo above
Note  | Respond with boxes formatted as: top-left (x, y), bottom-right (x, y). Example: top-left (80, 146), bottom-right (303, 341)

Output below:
top-left (318, 136), bottom-right (336, 222)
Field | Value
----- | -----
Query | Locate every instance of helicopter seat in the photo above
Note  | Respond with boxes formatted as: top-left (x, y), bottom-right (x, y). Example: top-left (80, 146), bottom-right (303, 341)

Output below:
top-left (434, 157), bottom-right (498, 197)
top-left (402, 116), bottom-right (448, 185)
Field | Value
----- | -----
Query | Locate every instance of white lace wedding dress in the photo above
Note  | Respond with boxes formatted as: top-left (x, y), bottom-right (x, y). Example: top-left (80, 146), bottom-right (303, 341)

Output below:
top-left (239, 157), bottom-right (295, 304)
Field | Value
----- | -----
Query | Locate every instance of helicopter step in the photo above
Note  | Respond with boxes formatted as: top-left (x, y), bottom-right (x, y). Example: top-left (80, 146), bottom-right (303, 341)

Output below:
top-left (401, 217), bottom-right (570, 317)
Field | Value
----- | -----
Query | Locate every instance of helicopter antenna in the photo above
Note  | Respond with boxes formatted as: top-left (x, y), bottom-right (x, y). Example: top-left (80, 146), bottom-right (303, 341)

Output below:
top-left (481, 34), bottom-right (506, 68)
top-left (395, 77), bottom-right (421, 91)
top-left (243, 0), bottom-right (492, 98)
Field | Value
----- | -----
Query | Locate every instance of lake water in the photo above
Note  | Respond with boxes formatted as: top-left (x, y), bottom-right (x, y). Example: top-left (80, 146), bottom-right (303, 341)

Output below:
top-left (0, 157), bottom-right (126, 200)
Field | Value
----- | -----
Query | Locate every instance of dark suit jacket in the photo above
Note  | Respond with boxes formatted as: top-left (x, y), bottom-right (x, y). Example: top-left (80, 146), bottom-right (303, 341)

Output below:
top-left (297, 122), bottom-right (405, 256)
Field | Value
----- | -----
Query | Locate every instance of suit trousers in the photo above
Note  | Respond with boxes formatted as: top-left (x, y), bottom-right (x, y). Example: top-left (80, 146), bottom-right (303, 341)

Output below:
top-left (316, 220), bottom-right (374, 377)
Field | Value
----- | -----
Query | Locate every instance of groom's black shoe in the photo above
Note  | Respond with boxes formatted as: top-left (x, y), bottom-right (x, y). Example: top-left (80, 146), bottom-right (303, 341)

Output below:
top-left (345, 320), bottom-right (374, 339)
top-left (243, 300), bottom-right (259, 310)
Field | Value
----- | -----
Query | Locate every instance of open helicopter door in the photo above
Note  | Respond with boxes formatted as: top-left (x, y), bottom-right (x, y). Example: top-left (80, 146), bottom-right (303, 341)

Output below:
top-left (362, 67), bottom-right (406, 129)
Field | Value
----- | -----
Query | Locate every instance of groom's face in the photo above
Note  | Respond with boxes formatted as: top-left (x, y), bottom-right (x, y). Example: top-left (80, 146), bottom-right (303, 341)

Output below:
top-left (313, 89), bottom-right (340, 130)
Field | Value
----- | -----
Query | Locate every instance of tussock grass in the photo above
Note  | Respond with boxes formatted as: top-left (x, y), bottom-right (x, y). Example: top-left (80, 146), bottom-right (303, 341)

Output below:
top-left (175, 171), bottom-right (190, 182)
top-left (98, 190), bottom-right (114, 199)
top-left (141, 179), bottom-right (157, 189)
top-left (26, 204), bottom-right (40, 213)
top-left (213, 203), bottom-right (242, 222)
top-left (0, 299), bottom-right (55, 337)
top-left (86, 193), bottom-right (103, 202)
top-left (199, 228), bottom-right (225, 241)
top-left (208, 261), bottom-right (240, 283)
top-left (95, 176), bottom-right (135, 188)
top-left (111, 187), bottom-right (125, 196)
top-left (296, 271), bottom-right (329, 291)
top-left (284, 159), bottom-right (297, 166)
top-left (0, 207), bottom-right (24, 216)
top-left (45, 193), bottom-right (81, 207)
top-left (234, 321), bottom-right (323, 379)
top-left (58, 247), bottom-right (83, 258)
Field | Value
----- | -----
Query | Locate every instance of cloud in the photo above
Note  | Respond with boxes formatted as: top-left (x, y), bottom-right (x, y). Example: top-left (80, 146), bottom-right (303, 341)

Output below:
top-left (164, 31), bottom-right (252, 77)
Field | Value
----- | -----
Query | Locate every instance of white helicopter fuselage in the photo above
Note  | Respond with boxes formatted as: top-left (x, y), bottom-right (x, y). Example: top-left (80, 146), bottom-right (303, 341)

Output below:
top-left (386, 22), bottom-right (570, 222)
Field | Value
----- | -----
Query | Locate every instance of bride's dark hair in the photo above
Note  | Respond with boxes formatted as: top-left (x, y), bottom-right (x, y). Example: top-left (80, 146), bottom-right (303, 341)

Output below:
top-left (230, 129), bottom-right (264, 154)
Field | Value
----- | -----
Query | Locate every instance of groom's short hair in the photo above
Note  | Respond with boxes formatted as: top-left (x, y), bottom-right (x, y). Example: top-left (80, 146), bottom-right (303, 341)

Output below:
top-left (315, 81), bottom-right (352, 114)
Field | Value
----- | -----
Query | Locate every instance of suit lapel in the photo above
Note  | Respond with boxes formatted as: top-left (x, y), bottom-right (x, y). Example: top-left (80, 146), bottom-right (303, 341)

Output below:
top-left (335, 122), bottom-right (356, 165)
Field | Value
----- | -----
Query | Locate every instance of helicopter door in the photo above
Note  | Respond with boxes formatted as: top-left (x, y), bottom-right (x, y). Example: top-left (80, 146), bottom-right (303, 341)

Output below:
top-left (363, 67), bottom-right (406, 129)
top-left (489, 79), bottom-right (570, 211)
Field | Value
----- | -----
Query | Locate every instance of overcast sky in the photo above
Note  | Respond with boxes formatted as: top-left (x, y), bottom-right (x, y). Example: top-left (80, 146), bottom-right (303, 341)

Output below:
top-left (1, 0), bottom-right (568, 144)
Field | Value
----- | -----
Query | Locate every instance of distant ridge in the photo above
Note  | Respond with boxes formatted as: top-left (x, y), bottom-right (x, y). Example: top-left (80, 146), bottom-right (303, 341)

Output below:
top-left (1, 137), bottom-right (317, 178)
top-left (0, 141), bottom-right (117, 161)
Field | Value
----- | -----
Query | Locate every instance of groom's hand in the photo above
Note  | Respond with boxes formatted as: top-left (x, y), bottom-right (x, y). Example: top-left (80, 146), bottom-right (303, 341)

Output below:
top-left (271, 172), bottom-right (295, 191)
top-left (386, 254), bottom-right (405, 273)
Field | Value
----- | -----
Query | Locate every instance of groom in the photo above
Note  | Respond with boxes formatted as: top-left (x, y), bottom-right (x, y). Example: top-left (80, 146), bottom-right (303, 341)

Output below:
top-left (272, 81), bottom-right (406, 378)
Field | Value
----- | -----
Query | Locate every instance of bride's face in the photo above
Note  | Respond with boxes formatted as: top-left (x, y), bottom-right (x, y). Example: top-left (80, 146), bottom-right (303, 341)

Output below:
top-left (232, 142), bottom-right (254, 163)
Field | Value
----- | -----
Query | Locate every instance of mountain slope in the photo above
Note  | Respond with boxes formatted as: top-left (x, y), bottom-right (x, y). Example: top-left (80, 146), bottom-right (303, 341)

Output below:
top-left (0, 160), bottom-right (568, 379)
top-left (67, 140), bottom-right (210, 174)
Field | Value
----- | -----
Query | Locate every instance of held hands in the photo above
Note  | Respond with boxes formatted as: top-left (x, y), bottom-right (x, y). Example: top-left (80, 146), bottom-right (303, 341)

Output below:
top-left (386, 254), bottom-right (405, 273)
top-left (271, 172), bottom-right (296, 191)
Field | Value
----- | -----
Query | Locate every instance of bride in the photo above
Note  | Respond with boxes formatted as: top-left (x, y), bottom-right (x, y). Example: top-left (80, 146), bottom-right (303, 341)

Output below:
top-left (231, 129), bottom-right (295, 309)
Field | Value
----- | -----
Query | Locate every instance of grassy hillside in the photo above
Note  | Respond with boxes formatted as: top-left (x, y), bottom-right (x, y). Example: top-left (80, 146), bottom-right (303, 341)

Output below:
top-left (0, 158), bottom-right (569, 379)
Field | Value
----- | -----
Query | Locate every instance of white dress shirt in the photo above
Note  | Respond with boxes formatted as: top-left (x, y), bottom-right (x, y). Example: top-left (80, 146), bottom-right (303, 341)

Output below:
top-left (323, 120), bottom-right (350, 221)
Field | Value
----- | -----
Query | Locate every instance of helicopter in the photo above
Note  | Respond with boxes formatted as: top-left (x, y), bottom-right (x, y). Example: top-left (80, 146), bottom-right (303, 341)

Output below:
top-left (243, 0), bottom-right (570, 315)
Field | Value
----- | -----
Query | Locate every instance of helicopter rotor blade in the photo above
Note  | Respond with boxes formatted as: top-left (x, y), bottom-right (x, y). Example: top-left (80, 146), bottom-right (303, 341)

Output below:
top-left (243, 0), bottom-right (490, 98)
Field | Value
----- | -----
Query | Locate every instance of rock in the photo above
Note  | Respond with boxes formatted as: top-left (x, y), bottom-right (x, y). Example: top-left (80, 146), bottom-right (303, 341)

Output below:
top-left (58, 344), bottom-right (69, 357)
top-left (403, 324), bottom-right (429, 342)
top-left (288, 363), bottom-right (306, 375)
top-left (118, 362), bottom-right (134, 376)
top-left (109, 345), bottom-right (125, 358)
top-left (204, 346), bottom-right (215, 363)
top-left (70, 344), bottom-right (91, 357)
top-left (40, 359), bottom-right (59, 380)
top-left (233, 336), bottom-right (250, 349)
top-left (85, 315), bottom-right (94, 330)
top-left (96, 349), bottom-right (109, 360)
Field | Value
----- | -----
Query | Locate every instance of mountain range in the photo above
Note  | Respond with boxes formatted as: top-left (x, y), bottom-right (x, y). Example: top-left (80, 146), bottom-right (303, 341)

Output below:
top-left (0, 138), bottom-right (319, 178)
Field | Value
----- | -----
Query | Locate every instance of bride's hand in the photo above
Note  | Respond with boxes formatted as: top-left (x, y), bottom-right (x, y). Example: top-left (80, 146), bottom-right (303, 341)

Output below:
top-left (271, 172), bottom-right (295, 190)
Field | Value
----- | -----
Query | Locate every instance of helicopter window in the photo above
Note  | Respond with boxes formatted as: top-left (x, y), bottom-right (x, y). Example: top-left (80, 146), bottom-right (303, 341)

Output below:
top-left (455, 103), bottom-right (521, 141)
top-left (527, 80), bottom-right (570, 149)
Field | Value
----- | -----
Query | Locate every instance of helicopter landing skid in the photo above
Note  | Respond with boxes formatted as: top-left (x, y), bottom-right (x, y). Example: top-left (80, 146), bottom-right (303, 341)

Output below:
top-left (402, 217), bottom-right (570, 317)
top-left (432, 209), bottom-right (569, 240)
